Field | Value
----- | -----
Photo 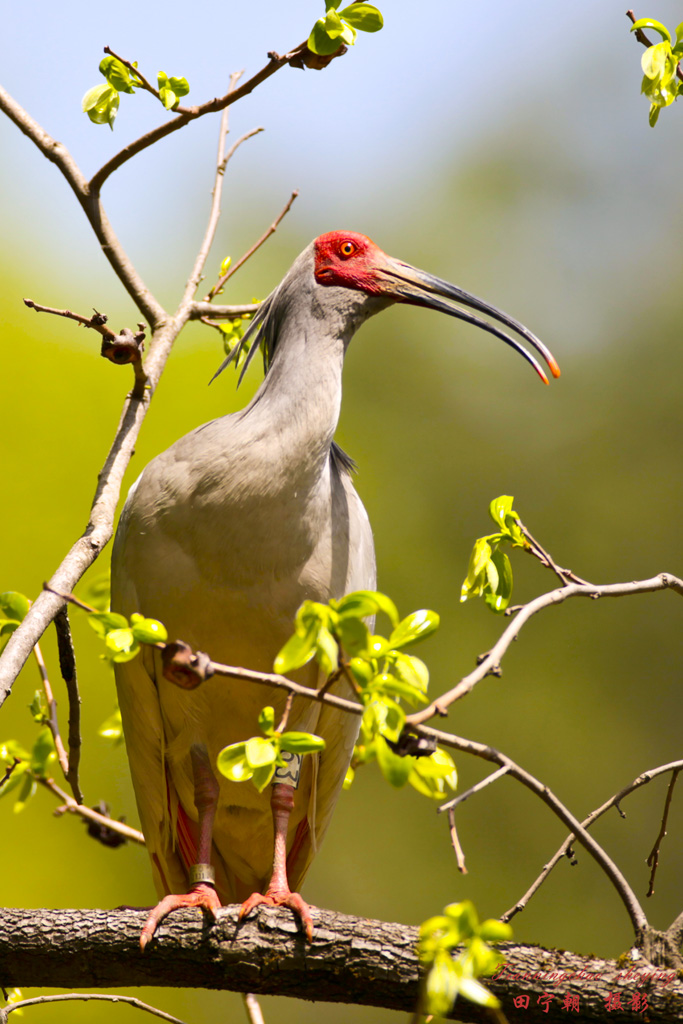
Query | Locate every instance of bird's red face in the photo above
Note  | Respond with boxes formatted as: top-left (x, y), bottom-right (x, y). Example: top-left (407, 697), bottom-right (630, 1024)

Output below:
top-left (312, 229), bottom-right (560, 384)
top-left (313, 231), bottom-right (388, 294)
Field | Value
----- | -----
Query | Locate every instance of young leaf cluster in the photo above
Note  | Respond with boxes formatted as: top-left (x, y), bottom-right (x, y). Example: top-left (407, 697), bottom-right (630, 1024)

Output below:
top-left (82, 55), bottom-right (189, 129)
top-left (631, 18), bottom-right (683, 126)
top-left (216, 705), bottom-right (325, 792)
top-left (418, 900), bottom-right (512, 1017)
top-left (460, 496), bottom-right (528, 613)
top-left (0, 721), bottom-right (57, 813)
top-left (274, 591), bottom-right (456, 797)
top-left (308, 0), bottom-right (383, 56)
top-left (87, 610), bottom-right (167, 662)
top-left (0, 591), bottom-right (30, 653)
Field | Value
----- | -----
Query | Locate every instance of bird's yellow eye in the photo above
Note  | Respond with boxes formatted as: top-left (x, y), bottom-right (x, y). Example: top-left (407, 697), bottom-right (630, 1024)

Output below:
top-left (339, 241), bottom-right (356, 258)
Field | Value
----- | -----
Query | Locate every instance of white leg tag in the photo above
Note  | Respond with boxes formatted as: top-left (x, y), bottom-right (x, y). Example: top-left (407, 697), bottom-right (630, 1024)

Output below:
top-left (274, 750), bottom-right (302, 788)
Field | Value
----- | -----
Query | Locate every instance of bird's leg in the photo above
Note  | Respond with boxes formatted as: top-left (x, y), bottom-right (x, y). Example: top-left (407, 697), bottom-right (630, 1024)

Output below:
top-left (140, 743), bottom-right (222, 950)
top-left (239, 782), bottom-right (314, 940)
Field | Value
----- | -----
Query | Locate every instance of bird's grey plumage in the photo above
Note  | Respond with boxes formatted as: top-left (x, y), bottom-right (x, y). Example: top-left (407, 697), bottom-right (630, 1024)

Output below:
top-left (112, 242), bottom-right (384, 903)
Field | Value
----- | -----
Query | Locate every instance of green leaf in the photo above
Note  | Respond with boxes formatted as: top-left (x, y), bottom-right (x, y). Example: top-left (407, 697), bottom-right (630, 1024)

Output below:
top-left (630, 18), bottom-right (672, 43)
top-left (82, 83), bottom-right (119, 129)
top-left (409, 747), bottom-right (457, 798)
top-left (0, 621), bottom-right (20, 654)
top-left (168, 76), bottom-right (190, 97)
top-left (245, 736), bottom-right (277, 769)
top-left (130, 617), bottom-right (168, 644)
top-left (30, 726), bottom-right (56, 777)
top-left (216, 741), bottom-right (253, 782)
top-left (88, 611), bottom-right (129, 638)
top-left (338, 3), bottom-right (384, 32)
top-left (0, 592), bottom-right (29, 622)
top-left (99, 55), bottom-right (136, 93)
top-left (29, 690), bottom-right (48, 724)
top-left (424, 950), bottom-right (460, 1018)
top-left (389, 609), bottom-right (439, 649)
top-left (444, 900), bottom-right (479, 938)
top-left (478, 919), bottom-right (513, 943)
top-left (0, 760), bottom-right (29, 799)
top-left (98, 708), bottom-right (124, 745)
top-left (13, 772), bottom-right (37, 814)
top-left (316, 624), bottom-right (339, 676)
top-left (103, 628), bottom-right (140, 663)
top-left (273, 618), bottom-right (318, 674)
top-left (336, 616), bottom-right (371, 657)
top-left (484, 549), bottom-right (513, 613)
top-left (280, 731), bottom-right (326, 754)
top-left (308, 19), bottom-right (347, 55)
top-left (642, 42), bottom-right (672, 81)
top-left (251, 762), bottom-right (276, 792)
top-left (258, 706), bottom-right (275, 735)
top-left (336, 590), bottom-right (399, 627)
top-left (80, 571), bottom-right (110, 611)
top-left (219, 255), bottom-right (232, 276)
top-left (375, 735), bottom-right (415, 787)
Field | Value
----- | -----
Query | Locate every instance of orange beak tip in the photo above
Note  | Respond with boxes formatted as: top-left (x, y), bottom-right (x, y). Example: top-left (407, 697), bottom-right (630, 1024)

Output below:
top-left (549, 358), bottom-right (561, 379)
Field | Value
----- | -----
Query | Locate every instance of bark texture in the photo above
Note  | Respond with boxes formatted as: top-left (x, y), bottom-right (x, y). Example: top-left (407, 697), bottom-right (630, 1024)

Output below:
top-left (1, 906), bottom-right (681, 1022)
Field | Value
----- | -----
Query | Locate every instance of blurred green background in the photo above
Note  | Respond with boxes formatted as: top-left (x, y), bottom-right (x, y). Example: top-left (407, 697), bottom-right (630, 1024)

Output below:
top-left (1, 1), bottom-right (682, 1021)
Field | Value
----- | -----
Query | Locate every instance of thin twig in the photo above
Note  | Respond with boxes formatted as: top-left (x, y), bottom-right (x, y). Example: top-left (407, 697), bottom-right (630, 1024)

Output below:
top-left (103, 46), bottom-right (159, 99)
top-left (181, 113), bottom-right (264, 308)
top-left (438, 765), bottom-right (510, 814)
top-left (626, 9), bottom-right (683, 83)
top-left (276, 692), bottom-right (294, 734)
top-left (191, 301), bottom-right (259, 320)
top-left (448, 806), bottom-right (467, 874)
top-left (54, 607), bottom-right (83, 804)
top-left (420, 723), bottom-right (650, 936)
top-left (39, 775), bottom-right (145, 845)
top-left (646, 766), bottom-right (680, 898)
top-left (22, 300), bottom-right (117, 341)
top-left (0, 759), bottom-right (21, 790)
top-left (515, 519), bottom-right (589, 586)
top-left (499, 760), bottom-right (683, 923)
top-left (205, 189), bottom-right (299, 301)
top-left (243, 992), bottom-right (266, 1024)
top-left (2, 992), bottom-right (188, 1023)
top-left (407, 573), bottom-right (683, 726)
top-left (32, 641), bottom-right (69, 778)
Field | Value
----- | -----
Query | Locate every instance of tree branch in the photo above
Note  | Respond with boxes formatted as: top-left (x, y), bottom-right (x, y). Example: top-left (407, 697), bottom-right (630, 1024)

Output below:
top-left (407, 573), bottom-right (683, 726)
top-left (88, 43), bottom-right (309, 193)
top-left (2, 992), bottom-right (188, 1024)
top-left (0, 907), bottom-right (681, 1022)
top-left (0, 86), bottom-right (166, 328)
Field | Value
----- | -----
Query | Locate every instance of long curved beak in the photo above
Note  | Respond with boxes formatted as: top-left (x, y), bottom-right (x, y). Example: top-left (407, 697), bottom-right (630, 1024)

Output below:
top-left (378, 257), bottom-right (560, 384)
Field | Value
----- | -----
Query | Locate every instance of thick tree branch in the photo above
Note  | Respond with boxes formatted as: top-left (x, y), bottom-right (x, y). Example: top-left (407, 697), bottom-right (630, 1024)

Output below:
top-left (0, 85), bottom-right (166, 328)
top-left (0, 907), bottom-right (681, 1022)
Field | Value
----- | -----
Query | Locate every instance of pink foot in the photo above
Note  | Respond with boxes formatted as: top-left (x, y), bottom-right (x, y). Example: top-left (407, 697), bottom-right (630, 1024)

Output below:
top-left (140, 882), bottom-right (222, 950)
top-left (239, 888), bottom-right (314, 941)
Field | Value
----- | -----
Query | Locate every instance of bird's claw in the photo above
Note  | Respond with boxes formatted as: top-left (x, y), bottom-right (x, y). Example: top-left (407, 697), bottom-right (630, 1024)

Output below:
top-left (239, 889), bottom-right (314, 941)
top-left (139, 882), bottom-right (221, 951)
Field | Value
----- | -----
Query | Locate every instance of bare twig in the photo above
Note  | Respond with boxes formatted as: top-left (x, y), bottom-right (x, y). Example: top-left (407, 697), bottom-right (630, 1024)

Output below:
top-left (407, 573), bottom-right (683, 726)
top-left (515, 519), bottom-right (589, 586)
top-left (447, 806), bottom-right (467, 874)
top-left (205, 189), bottom-right (299, 301)
top-left (89, 43), bottom-right (310, 193)
top-left (181, 112), bottom-right (264, 307)
top-left (275, 692), bottom-right (294, 733)
top-left (22, 300), bottom-right (117, 340)
top-left (0, 759), bottom-right (21, 790)
top-left (646, 767), bottom-right (680, 898)
top-left (39, 775), bottom-right (145, 845)
top-left (0, 86), bottom-right (165, 327)
top-left (420, 723), bottom-right (650, 937)
top-left (2, 992), bottom-right (188, 1024)
top-left (243, 992), bottom-right (266, 1024)
top-left (32, 640), bottom-right (69, 777)
top-left (190, 301), bottom-right (259, 320)
top-left (438, 765), bottom-right (510, 814)
top-left (54, 607), bottom-right (83, 804)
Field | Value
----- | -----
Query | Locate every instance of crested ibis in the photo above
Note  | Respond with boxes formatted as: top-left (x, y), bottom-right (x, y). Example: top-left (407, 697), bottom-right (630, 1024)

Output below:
top-left (111, 230), bottom-right (559, 946)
